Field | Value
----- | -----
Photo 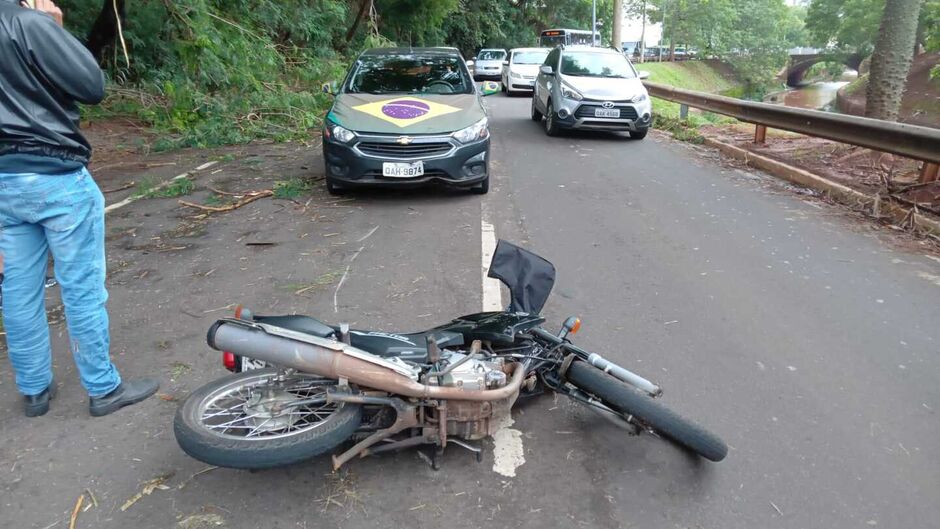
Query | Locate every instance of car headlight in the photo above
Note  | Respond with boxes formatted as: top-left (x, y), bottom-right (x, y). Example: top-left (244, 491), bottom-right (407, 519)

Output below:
top-left (326, 121), bottom-right (356, 143)
top-left (561, 84), bottom-right (583, 101)
top-left (452, 118), bottom-right (489, 144)
top-left (510, 71), bottom-right (522, 79)
top-left (630, 93), bottom-right (649, 103)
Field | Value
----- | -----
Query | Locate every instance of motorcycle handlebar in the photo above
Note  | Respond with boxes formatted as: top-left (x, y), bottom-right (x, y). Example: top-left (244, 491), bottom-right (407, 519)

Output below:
top-left (529, 327), bottom-right (662, 397)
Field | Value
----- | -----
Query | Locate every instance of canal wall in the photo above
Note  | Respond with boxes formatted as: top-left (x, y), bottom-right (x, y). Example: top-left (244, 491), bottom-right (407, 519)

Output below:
top-left (835, 52), bottom-right (939, 128)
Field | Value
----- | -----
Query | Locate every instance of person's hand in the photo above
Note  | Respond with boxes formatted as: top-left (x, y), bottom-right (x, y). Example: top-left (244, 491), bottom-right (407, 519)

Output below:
top-left (22, 0), bottom-right (63, 26)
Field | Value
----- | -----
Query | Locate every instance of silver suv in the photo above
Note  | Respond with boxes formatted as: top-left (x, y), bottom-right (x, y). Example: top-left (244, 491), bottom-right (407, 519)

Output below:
top-left (531, 46), bottom-right (652, 139)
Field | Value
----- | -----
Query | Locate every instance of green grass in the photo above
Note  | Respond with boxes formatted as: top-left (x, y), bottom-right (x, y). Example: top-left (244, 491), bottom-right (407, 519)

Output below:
top-left (640, 61), bottom-right (741, 142)
top-left (273, 178), bottom-right (314, 199)
top-left (641, 62), bottom-right (738, 93)
top-left (135, 176), bottom-right (196, 199)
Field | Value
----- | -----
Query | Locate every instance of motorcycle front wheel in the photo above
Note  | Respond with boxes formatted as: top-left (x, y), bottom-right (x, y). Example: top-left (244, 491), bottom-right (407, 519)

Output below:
top-left (174, 369), bottom-right (362, 469)
top-left (566, 361), bottom-right (728, 462)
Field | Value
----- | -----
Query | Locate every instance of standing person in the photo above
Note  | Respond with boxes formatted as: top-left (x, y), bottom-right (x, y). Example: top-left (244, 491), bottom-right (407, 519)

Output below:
top-left (0, 0), bottom-right (158, 417)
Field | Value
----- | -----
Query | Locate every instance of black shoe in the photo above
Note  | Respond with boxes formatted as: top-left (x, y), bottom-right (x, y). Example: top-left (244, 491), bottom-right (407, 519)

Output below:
top-left (24, 380), bottom-right (57, 417)
top-left (89, 378), bottom-right (160, 417)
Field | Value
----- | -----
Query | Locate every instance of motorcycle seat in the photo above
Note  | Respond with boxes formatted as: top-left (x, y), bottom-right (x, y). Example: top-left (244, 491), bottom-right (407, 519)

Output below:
top-left (252, 314), bottom-right (463, 364)
top-left (347, 330), bottom-right (463, 363)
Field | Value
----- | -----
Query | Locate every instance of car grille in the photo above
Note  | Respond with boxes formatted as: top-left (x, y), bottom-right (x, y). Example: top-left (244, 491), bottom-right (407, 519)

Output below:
top-left (574, 104), bottom-right (639, 120)
top-left (356, 141), bottom-right (453, 159)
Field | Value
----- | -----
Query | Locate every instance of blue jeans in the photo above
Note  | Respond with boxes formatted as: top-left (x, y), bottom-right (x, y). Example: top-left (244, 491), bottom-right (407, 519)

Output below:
top-left (0, 167), bottom-right (121, 397)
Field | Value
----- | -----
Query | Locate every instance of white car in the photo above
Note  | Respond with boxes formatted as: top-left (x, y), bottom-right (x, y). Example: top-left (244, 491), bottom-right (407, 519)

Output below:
top-left (501, 47), bottom-right (550, 95)
top-left (472, 48), bottom-right (507, 81)
top-left (532, 46), bottom-right (652, 139)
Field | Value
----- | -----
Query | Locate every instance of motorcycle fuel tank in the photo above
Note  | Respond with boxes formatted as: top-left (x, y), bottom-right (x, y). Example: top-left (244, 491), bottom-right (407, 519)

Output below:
top-left (431, 311), bottom-right (545, 345)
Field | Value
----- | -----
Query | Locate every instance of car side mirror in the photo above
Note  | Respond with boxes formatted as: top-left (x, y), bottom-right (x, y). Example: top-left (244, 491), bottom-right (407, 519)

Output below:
top-left (539, 65), bottom-right (553, 75)
top-left (638, 70), bottom-right (650, 80)
top-left (503, 60), bottom-right (510, 66)
top-left (322, 82), bottom-right (338, 95)
top-left (466, 60), bottom-right (475, 67)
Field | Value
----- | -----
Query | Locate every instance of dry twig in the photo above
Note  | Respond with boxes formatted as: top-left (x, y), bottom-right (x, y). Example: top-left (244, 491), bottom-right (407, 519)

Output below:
top-left (179, 190), bottom-right (273, 212)
top-left (68, 495), bottom-right (84, 529)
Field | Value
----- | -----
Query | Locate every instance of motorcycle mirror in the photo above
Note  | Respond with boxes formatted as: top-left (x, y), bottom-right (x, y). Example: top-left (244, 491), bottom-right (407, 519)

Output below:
top-left (559, 316), bottom-right (582, 338)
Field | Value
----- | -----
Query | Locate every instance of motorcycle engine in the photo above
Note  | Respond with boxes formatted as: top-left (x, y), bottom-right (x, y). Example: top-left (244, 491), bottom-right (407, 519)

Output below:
top-left (432, 352), bottom-right (507, 391)
top-left (427, 351), bottom-right (514, 441)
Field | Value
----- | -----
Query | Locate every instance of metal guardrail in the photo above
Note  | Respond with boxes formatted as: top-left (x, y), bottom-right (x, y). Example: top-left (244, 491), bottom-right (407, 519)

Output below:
top-left (642, 81), bottom-right (940, 167)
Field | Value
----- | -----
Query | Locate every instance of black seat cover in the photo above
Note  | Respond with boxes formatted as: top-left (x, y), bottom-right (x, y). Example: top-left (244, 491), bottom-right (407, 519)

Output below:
top-left (347, 330), bottom-right (463, 363)
top-left (254, 315), bottom-right (336, 338)
top-left (254, 314), bottom-right (463, 363)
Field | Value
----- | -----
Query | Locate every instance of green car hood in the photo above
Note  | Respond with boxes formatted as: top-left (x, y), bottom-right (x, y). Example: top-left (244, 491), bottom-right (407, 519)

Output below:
top-left (328, 93), bottom-right (485, 135)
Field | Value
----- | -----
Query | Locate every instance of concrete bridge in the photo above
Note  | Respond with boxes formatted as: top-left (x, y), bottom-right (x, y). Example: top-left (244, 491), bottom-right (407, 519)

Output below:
top-left (784, 47), bottom-right (866, 87)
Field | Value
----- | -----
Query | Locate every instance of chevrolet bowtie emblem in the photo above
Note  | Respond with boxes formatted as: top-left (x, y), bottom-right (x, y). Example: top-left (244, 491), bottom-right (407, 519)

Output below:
top-left (397, 136), bottom-right (413, 145)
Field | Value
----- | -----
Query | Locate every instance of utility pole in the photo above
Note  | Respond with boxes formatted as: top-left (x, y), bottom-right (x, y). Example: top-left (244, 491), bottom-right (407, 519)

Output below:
top-left (639, 0), bottom-right (647, 62)
top-left (659, 0), bottom-right (667, 61)
top-left (592, 0), bottom-right (597, 46)
top-left (612, 0), bottom-right (623, 51)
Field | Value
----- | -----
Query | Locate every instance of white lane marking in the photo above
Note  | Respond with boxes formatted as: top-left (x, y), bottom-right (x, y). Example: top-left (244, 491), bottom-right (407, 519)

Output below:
top-left (917, 271), bottom-right (940, 287)
top-left (103, 161), bottom-right (218, 214)
top-left (481, 208), bottom-right (524, 477)
top-left (481, 219), bottom-right (502, 311)
top-left (491, 414), bottom-right (525, 478)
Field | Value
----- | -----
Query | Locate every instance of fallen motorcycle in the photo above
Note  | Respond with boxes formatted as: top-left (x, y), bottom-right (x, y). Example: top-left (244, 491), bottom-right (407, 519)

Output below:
top-left (174, 241), bottom-right (727, 470)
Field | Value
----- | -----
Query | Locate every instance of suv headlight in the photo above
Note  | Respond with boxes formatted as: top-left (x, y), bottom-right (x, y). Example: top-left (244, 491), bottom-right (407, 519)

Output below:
top-left (326, 121), bottom-right (356, 143)
top-left (561, 84), bottom-right (583, 101)
top-left (453, 118), bottom-right (489, 144)
top-left (510, 71), bottom-right (522, 79)
top-left (630, 93), bottom-right (649, 103)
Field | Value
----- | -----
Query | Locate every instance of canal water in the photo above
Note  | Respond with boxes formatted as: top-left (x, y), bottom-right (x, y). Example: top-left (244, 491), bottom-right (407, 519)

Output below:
top-left (765, 71), bottom-right (858, 111)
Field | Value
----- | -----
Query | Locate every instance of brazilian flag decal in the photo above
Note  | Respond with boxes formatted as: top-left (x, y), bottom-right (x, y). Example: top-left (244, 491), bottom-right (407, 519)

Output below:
top-left (351, 98), bottom-right (461, 128)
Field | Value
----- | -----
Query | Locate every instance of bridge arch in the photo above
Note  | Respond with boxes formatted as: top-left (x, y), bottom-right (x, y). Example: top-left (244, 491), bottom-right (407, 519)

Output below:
top-left (785, 53), bottom-right (865, 87)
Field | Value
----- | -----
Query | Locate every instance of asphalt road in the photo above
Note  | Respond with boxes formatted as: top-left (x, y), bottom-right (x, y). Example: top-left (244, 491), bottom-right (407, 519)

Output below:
top-left (2, 94), bottom-right (939, 529)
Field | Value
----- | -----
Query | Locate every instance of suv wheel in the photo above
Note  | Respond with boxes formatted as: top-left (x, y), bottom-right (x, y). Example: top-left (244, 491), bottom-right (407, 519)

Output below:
top-left (629, 128), bottom-right (649, 140)
top-left (470, 175), bottom-right (490, 195)
top-left (530, 98), bottom-right (543, 121)
top-left (326, 177), bottom-right (345, 196)
top-left (544, 101), bottom-right (561, 137)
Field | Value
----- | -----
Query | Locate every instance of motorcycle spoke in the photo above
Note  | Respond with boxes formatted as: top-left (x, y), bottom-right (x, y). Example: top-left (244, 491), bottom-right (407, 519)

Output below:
top-left (198, 374), bottom-right (344, 440)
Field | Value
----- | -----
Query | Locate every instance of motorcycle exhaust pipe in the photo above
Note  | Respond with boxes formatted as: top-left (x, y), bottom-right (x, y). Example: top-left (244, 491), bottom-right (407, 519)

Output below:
top-left (207, 318), bottom-right (524, 402)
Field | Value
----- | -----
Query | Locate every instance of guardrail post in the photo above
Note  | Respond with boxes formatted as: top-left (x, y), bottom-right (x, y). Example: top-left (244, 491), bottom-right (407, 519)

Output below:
top-left (920, 162), bottom-right (939, 183)
top-left (754, 124), bottom-right (767, 145)
top-left (679, 104), bottom-right (688, 120)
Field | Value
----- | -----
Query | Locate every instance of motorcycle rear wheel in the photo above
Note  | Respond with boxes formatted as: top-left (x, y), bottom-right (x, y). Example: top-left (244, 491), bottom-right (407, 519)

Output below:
top-left (174, 369), bottom-right (361, 469)
top-left (566, 361), bottom-right (728, 462)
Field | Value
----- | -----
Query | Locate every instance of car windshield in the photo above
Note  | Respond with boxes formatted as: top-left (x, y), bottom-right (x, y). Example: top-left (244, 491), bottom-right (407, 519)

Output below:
top-left (477, 50), bottom-right (506, 61)
top-left (346, 55), bottom-right (472, 95)
top-left (512, 51), bottom-right (549, 65)
top-left (560, 52), bottom-right (636, 78)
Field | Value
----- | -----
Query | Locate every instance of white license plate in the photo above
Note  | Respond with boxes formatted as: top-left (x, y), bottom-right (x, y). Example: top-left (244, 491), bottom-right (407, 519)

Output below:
top-left (382, 161), bottom-right (425, 178)
top-left (594, 108), bottom-right (621, 118)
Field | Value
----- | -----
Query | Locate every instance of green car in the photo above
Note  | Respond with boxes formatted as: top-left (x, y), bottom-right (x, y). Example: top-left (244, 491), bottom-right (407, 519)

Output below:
top-left (322, 47), bottom-right (499, 195)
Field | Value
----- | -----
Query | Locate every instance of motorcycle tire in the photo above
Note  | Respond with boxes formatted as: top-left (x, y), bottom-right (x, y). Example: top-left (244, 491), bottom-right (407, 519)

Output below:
top-left (174, 369), bottom-right (362, 469)
top-left (566, 360), bottom-right (728, 462)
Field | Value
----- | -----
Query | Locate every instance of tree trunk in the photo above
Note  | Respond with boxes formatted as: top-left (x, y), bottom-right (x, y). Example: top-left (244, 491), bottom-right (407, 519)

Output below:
top-left (346, 0), bottom-right (372, 42)
top-left (85, 0), bottom-right (125, 62)
top-left (865, 0), bottom-right (923, 121)
top-left (612, 0), bottom-right (623, 51)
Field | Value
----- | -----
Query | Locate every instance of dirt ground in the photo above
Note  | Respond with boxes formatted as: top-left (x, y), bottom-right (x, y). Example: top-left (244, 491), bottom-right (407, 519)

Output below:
top-left (700, 123), bottom-right (940, 218)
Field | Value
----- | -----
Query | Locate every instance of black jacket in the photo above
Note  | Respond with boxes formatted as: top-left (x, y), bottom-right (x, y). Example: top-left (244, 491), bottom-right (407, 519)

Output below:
top-left (0, 0), bottom-right (105, 167)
